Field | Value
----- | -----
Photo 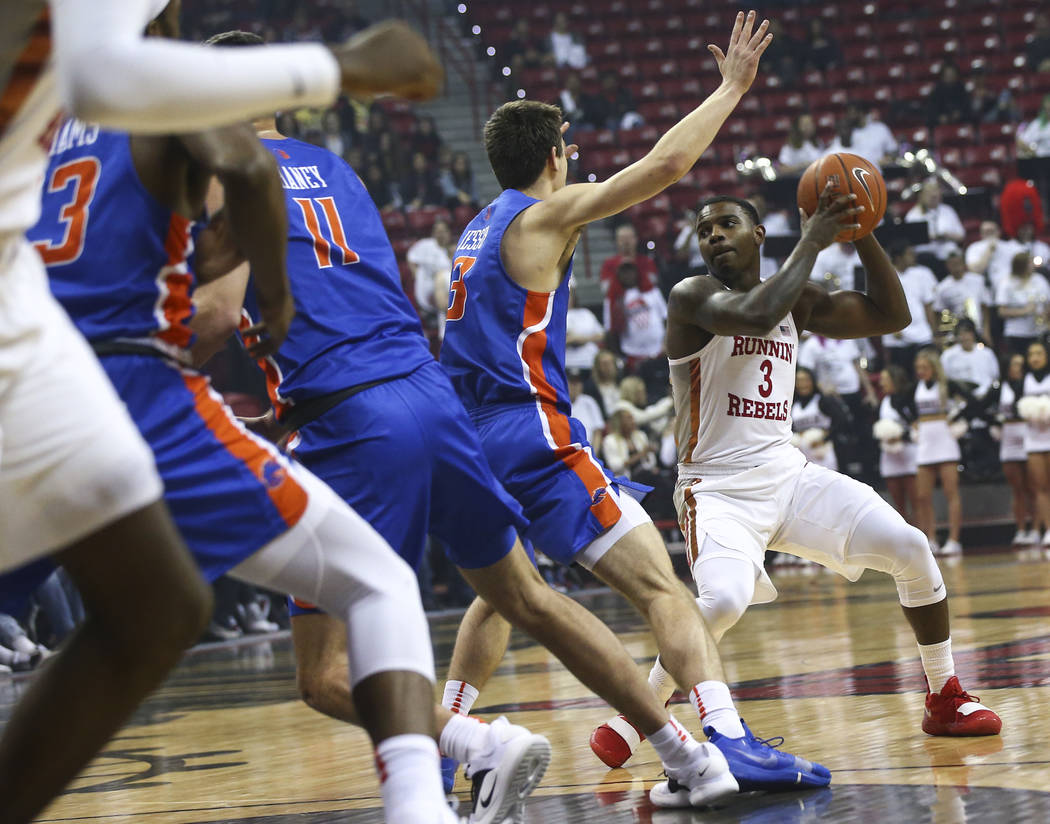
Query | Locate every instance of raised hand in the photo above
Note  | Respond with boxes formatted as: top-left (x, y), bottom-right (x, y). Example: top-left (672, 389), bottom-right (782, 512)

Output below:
top-left (708, 11), bottom-right (773, 96)
top-left (334, 21), bottom-right (444, 101)
top-left (799, 182), bottom-right (864, 251)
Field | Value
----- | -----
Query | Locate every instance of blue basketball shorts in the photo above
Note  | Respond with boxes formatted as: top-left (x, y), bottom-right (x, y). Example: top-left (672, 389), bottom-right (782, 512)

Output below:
top-left (470, 401), bottom-right (651, 568)
top-left (287, 361), bottom-right (528, 617)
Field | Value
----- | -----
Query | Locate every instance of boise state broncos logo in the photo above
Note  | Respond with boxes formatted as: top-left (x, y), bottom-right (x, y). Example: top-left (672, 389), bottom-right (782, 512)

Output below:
top-left (259, 459), bottom-right (286, 489)
top-left (591, 486), bottom-right (608, 507)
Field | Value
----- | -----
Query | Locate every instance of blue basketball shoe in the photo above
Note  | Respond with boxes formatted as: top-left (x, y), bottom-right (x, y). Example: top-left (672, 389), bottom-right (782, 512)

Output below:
top-left (441, 755), bottom-right (459, 794)
top-left (704, 721), bottom-right (831, 792)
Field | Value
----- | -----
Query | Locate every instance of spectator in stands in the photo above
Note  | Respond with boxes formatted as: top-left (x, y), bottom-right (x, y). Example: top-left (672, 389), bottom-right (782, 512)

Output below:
top-left (883, 242), bottom-right (937, 369)
top-left (565, 281), bottom-right (605, 378)
top-left (1017, 94), bottom-right (1050, 158)
top-left (934, 251), bottom-right (994, 342)
top-left (601, 406), bottom-right (656, 479)
top-left (549, 11), bottom-right (588, 69)
top-left (410, 115), bottom-right (443, 161)
top-left (791, 367), bottom-right (850, 472)
top-left (906, 180), bottom-right (965, 273)
top-left (968, 70), bottom-right (1016, 124)
top-left (320, 110), bottom-right (350, 158)
top-left (362, 160), bottom-right (399, 212)
top-left (996, 251), bottom-right (1050, 354)
top-left (617, 375), bottom-right (674, 440)
top-left (585, 74), bottom-right (643, 132)
top-left (568, 369), bottom-right (605, 450)
top-left (941, 319), bottom-right (999, 398)
top-left (966, 220), bottom-right (1013, 287)
top-left (995, 352), bottom-right (1037, 545)
top-left (559, 72), bottom-right (587, 126)
top-left (601, 222), bottom-right (657, 310)
top-left (360, 103), bottom-right (390, 156)
top-left (607, 260), bottom-right (667, 366)
top-left (778, 113), bottom-right (822, 175)
top-left (375, 130), bottom-right (405, 186)
top-left (804, 18), bottom-right (841, 72)
top-left (1027, 13), bottom-right (1050, 73)
top-left (1021, 340), bottom-right (1050, 546)
top-left (401, 151), bottom-right (444, 211)
top-left (406, 218), bottom-right (454, 337)
top-left (876, 365), bottom-right (919, 526)
top-left (749, 192), bottom-right (791, 237)
top-left (830, 103), bottom-right (898, 170)
top-left (810, 241), bottom-right (861, 292)
top-left (504, 19), bottom-right (550, 70)
top-left (913, 348), bottom-right (965, 556)
top-left (927, 61), bottom-right (969, 126)
top-left (761, 20), bottom-right (802, 85)
top-left (588, 350), bottom-right (623, 418)
top-left (440, 151), bottom-right (479, 210)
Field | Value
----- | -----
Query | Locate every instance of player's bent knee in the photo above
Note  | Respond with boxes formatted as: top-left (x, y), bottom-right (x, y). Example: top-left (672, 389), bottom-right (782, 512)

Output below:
top-left (851, 509), bottom-right (945, 608)
top-left (694, 578), bottom-right (750, 639)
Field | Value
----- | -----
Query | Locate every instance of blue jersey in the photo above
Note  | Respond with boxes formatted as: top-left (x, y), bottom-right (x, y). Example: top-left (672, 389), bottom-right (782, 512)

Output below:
top-left (439, 189), bottom-right (574, 415)
top-left (27, 119), bottom-right (196, 350)
top-left (243, 137), bottom-right (431, 414)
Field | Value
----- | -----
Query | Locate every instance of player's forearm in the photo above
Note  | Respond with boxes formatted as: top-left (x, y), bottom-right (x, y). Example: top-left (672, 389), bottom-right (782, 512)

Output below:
top-left (854, 235), bottom-right (910, 332)
top-left (190, 265), bottom-right (251, 367)
top-left (731, 239), bottom-right (823, 332)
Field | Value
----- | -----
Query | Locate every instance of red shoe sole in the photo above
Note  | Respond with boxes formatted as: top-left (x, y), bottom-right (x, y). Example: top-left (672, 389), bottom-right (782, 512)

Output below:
top-left (922, 712), bottom-right (1002, 736)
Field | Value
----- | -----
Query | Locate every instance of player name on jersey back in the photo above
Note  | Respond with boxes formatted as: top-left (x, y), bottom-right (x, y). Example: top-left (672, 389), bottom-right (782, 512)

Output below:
top-left (278, 164), bottom-right (328, 190)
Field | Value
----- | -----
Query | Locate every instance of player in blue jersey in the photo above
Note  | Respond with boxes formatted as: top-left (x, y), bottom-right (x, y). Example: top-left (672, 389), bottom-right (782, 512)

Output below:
top-left (438, 12), bottom-right (830, 802)
top-left (188, 27), bottom-right (775, 816)
top-left (7, 14), bottom-right (467, 824)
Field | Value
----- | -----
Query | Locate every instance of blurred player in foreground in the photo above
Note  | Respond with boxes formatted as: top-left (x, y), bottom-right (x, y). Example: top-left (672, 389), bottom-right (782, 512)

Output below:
top-left (0, 1), bottom-right (440, 820)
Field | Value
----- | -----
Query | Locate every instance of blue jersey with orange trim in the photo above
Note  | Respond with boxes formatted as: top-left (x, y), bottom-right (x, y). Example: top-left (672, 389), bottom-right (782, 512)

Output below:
top-left (241, 137), bottom-right (431, 413)
top-left (440, 189), bottom-right (574, 414)
top-left (27, 119), bottom-right (196, 349)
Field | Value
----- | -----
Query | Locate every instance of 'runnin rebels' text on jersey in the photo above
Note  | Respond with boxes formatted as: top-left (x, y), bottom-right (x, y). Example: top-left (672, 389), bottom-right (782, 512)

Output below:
top-left (670, 312), bottom-right (799, 467)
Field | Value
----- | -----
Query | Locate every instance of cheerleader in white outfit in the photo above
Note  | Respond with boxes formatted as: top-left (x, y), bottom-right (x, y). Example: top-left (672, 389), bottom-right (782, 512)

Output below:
top-left (913, 349), bottom-right (964, 555)
top-left (1019, 340), bottom-right (1050, 545)
top-left (996, 353), bottom-right (1037, 544)
top-left (876, 366), bottom-right (919, 525)
top-left (791, 368), bottom-right (848, 471)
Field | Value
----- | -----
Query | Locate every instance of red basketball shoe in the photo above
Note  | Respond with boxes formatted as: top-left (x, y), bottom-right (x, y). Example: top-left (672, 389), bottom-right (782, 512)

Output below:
top-left (589, 714), bottom-right (645, 768)
top-left (922, 677), bottom-right (1002, 736)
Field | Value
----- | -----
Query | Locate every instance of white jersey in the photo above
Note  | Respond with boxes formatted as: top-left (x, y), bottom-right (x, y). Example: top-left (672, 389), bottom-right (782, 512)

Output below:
top-left (0, 2), bottom-right (58, 237)
top-left (670, 312), bottom-right (798, 469)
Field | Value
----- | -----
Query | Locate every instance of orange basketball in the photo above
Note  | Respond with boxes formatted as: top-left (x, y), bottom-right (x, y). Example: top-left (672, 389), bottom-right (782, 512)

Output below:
top-left (797, 152), bottom-right (887, 243)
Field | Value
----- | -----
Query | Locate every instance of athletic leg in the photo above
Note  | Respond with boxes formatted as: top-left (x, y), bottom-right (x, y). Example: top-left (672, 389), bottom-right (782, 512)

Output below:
top-left (444, 596), bottom-right (511, 707)
top-left (1027, 453), bottom-right (1050, 536)
top-left (915, 464), bottom-right (938, 544)
top-left (938, 462), bottom-right (962, 546)
top-left (0, 503), bottom-right (211, 824)
top-left (1003, 461), bottom-right (1032, 540)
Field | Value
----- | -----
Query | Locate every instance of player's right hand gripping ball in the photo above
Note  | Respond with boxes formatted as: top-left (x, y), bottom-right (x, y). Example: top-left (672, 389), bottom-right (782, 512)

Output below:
top-left (797, 152), bottom-right (887, 242)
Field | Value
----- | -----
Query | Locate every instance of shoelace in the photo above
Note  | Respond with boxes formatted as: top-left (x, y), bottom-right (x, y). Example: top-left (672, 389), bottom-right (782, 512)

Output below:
top-left (750, 733), bottom-right (785, 749)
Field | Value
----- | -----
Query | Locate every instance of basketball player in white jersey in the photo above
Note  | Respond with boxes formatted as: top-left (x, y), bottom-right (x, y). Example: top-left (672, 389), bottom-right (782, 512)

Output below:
top-left (0, 4), bottom-right (440, 820)
top-left (591, 188), bottom-right (1000, 768)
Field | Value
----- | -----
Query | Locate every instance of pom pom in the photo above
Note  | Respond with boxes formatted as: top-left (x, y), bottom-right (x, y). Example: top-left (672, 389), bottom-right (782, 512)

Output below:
top-left (801, 428), bottom-right (826, 448)
top-left (873, 418), bottom-right (905, 442)
top-left (1019, 395), bottom-right (1050, 424)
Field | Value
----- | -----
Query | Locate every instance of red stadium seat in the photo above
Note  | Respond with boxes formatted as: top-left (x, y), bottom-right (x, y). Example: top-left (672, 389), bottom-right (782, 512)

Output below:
top-left (933, 123), bottom-right (976, 148)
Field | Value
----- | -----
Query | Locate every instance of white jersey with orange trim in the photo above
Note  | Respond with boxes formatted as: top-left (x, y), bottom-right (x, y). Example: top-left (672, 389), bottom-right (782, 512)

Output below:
top-left (670, 312), bottom-right (799, 470)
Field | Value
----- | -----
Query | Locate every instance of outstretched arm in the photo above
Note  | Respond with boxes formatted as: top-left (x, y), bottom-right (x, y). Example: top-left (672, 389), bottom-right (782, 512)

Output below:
top-left (801, 234), bottom-right (911, 338)
top-left (528, 11), bottom-right (771, 233)
top-left (53, 2), bottom-right (441, 132)
top-left (667, 188), bottom-right (860, 336)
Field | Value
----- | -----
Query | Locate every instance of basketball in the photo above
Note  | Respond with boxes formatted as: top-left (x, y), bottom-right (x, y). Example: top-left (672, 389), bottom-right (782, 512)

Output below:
top-left (797, 152), bottom-right (887, 243)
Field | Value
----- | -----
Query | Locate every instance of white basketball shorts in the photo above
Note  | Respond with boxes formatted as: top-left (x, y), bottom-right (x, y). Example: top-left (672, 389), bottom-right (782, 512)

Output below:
top-left (674, 447), bottom-right (888, 604)
top-left (0, 238), bottom-right (162, 571)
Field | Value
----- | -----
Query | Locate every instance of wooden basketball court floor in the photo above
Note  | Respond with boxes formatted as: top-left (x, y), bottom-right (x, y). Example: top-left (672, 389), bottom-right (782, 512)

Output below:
top-left (7, 545), bottom-right (1050, 823)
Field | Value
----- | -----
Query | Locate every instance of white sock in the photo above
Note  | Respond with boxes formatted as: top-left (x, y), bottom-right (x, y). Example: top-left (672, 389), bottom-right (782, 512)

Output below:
top-left (438, 713), bottom-right (488, 764)
top-left (647, 717), bottom-right (699, 770)
top-left (691, 680), bottom-right (745, 739)
top-left (918, 638), bottom-right (955, 693)
top-left (374, 734), bottom-right (445, 823)
top-left (442, 679), bottom-right (479, 715)
top-left (648, 656), bottom-right (676, 704)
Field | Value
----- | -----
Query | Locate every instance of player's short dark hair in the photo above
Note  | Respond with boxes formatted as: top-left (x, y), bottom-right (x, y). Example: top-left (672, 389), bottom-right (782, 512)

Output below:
top-left (695, 195), bottom-right (760, 229)
top-left (483, 100), bottom-right (564, 191)
top-left (204, 30), bottom-right (265, 47)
